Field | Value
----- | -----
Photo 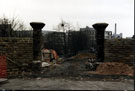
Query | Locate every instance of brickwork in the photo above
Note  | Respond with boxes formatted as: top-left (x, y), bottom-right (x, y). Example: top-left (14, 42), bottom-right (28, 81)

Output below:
top-left (104, 39), bottom-right (135, 65)
top-left (0, 37), bottom-right (33, 77)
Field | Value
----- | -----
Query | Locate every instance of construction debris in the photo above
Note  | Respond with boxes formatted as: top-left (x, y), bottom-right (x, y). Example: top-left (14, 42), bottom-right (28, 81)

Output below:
top-left (41, 49), bottom-right (59, 63)
top-left (41, 62), bottom-right (51, 67)
top-left (85, 59), bottom-right (97, 71)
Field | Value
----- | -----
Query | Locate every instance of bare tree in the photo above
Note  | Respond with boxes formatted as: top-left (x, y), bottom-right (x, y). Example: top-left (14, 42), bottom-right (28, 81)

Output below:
top-left (0, 15), bottom-right (26, 30)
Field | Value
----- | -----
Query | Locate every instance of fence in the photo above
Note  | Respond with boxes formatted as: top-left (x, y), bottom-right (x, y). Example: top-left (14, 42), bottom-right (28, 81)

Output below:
top-left (43, 32), bottom-right (66, 55)
top-left (43, 31), bottom-right (97, 56)
top-left (0, 27), bottom-right (33, 37)
top-left (12, 30), bottom-right (33, 37)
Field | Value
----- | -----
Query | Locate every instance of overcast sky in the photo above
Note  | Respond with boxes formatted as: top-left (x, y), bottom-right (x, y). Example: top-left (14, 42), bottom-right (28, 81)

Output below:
top-left (0, 0), bottom-right (134, 37)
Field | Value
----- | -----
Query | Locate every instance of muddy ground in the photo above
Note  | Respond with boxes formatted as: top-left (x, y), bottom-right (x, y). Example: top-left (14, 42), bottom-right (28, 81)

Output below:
top-left (3, 55), bottom-right (134, 90)
top-left (8, 58), bottom-right (134, 81)
top-left (38, 59), bottom-right (134, 79)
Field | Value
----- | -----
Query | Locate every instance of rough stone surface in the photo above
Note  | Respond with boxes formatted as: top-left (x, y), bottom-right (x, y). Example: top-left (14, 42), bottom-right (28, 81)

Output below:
top-left (0, 78), bottom-right (133, 90)
top-left (30, 22), bottom-right (45, 60)
top-left (92, 23), bottom-right (108, 62)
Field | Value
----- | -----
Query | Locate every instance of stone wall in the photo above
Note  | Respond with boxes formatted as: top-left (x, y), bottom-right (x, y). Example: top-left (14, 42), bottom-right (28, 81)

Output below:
top-left (104, 39), bottom-right (135, 65)
top-left (0, 38), bottom-right (33, 77)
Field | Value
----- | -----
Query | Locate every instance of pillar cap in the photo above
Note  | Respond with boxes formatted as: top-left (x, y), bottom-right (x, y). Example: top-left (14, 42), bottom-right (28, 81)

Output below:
top-left (92, 23), bottom-right (108, 30)
top-left (30, 22), bottom-right (45, 29)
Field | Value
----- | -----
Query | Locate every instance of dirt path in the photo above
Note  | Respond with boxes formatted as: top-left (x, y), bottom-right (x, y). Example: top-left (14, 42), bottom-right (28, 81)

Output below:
top-left (0, 78), bottom-right (134, 90)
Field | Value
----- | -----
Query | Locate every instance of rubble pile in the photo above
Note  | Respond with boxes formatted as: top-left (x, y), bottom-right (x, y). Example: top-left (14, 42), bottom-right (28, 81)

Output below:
top-left (71, 53), bottom-right (96, 59)
top-left (89, 62), bottom-right (134, 76)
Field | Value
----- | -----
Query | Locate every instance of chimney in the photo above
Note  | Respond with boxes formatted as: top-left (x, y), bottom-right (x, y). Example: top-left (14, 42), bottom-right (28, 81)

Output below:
top-left (30, 22), bottom-right (45, 60)
top-left (92, 23), bottom-right (108, 62)
top-left (115, 23), bottom-right (117, 35)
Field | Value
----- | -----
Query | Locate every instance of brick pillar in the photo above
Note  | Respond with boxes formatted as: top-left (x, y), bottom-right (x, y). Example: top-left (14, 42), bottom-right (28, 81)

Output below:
top-left (92, 23), bottom-right (108, 62)
top-left (30, 22), bottom-right (45, 60)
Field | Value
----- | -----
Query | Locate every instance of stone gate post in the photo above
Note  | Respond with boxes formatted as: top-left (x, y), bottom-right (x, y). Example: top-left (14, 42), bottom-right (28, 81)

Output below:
top-left (30, 22), bottom-right (45, 60)
top-left (92, 23), bottom-right (108, 62)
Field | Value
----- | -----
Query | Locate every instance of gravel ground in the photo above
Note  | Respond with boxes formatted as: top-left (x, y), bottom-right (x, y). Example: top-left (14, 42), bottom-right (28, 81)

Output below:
top-left (0, 78), bottom-right (134, 90)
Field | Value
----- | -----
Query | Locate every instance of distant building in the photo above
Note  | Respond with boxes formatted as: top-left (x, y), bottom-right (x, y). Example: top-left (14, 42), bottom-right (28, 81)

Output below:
top-left (112, 33), bottom-right (123, 39)
top-left (80, 26), bottom-right (112, 40)
top-left (112, 23), bottom-right (123, 39)
top-left (105, 31), bottom-right (112, 39)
